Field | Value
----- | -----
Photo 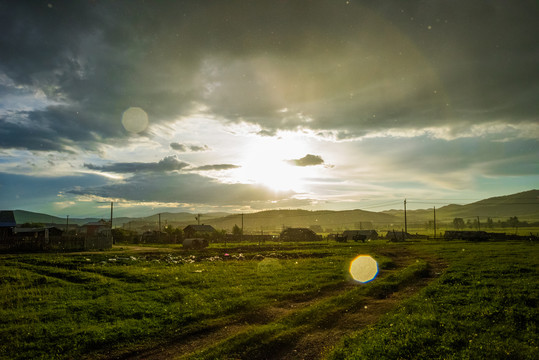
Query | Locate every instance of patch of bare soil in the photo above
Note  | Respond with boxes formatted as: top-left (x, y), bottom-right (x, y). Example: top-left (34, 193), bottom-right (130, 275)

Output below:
top-left (113, 250), bottom-right (447, 360)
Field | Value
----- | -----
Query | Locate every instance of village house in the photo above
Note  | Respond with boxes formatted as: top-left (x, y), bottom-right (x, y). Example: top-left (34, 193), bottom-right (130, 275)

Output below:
top-left (183, 224), bottom-right (216, 238)
top-left (280, 227), bottom-right (322, 242)
top-left (81, 219), bottom-right (111, 236)
top-left (342, 230), bottom-right (379, 241)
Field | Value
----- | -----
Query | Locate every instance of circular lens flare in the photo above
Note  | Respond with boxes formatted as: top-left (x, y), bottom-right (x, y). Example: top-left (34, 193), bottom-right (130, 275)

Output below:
top-left (122, 107), bottom-right (149, 133)
top-left (349, 255), bottom-right (378, 283)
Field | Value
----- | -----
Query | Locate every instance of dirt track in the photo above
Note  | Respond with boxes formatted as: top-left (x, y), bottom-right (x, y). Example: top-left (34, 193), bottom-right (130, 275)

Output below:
top-left (114, 249), bottom-right (447, 360)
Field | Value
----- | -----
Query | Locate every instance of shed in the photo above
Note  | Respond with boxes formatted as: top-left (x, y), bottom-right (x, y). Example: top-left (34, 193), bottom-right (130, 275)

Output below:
top-left (14, 226), bottom-right (64, 240)
top-left (444, 231), bottom-right (490, 242)
top-left (280, 228), bottom-right (322, 242)
top-left (183, 224), bottom-right (216, 238)
top-left (342, 230), bottom-right (379, 241)
top-left (385, 230), bottom-right (410, 242)
top-left (82, 219), bottom-right (110, 236)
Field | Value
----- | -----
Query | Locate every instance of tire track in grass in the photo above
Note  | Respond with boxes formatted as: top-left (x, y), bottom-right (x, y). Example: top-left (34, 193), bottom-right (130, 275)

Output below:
top-left (116, 251), bottom-right (447, 360)
top-left (9, 261), bottom-right (110, 285)
top-left (283, 256), bottom-right (448, 360)
top-left (189, 256), bottom-right (445, 360)
top-left (112, 282), bottom-right (358, 360)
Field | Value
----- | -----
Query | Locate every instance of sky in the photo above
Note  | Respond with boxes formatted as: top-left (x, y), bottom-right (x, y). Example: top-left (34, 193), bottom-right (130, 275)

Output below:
top-left (0, 0), bottom-right (538, 218)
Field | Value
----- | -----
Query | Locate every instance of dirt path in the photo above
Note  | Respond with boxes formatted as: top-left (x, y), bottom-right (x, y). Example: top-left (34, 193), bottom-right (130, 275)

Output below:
top-left (279, 254), bottom-right (447, 360)
top-left (117, 250), bottom-right (447, 360)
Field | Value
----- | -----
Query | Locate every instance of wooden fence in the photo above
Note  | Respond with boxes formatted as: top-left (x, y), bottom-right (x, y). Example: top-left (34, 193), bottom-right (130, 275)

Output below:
top-left (0, 235), bottom-right (113, 252)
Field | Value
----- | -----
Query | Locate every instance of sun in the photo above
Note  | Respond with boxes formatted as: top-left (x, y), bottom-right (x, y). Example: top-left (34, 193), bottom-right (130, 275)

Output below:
top-left (231, 134), bottom-right (312, 192)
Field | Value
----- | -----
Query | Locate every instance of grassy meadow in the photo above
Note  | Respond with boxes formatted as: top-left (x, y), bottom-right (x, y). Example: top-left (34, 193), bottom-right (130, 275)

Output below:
top-left (0, 240), bottom-right (537, 359)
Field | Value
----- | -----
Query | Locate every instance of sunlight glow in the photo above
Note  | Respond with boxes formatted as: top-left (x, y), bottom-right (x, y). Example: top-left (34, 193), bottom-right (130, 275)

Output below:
top-left (231, 133), bottom-right (313, 191)
top-left (349, 255), bottom-right (379, 283)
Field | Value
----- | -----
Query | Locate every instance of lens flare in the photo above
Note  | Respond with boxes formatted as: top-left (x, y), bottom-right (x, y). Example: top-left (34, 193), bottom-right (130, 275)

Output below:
top-left (122, 107), bottom-right (149, 133)
top-left (349, 255), bottom-right (378, 283)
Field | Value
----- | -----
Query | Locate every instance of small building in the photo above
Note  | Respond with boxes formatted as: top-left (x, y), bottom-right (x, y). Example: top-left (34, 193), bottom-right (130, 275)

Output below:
top-left (14, 226), bottom-right (64, 241)
top-left (342, 230), bottom-right (379, 241)
top-left (82, 219), bottom-right (110, 236)
top-left (141, 230), bottom-right (168, 243)
top-left (9, 227), bottom-right (64, 251)
top-left (280, 228), bottom-right (322, 242)
top-left (0, 210), bottom-right (16, 239)
top-left (444, 231), bottom-right (490, 241)
top-left (385, 230), bottom-right (409, 242)
top-left (183, 224), bottom-right (216, 238)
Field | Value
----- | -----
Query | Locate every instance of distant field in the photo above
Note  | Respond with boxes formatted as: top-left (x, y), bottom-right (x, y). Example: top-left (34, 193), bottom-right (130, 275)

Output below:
top-left (0, 240), bottom-right (537, 359)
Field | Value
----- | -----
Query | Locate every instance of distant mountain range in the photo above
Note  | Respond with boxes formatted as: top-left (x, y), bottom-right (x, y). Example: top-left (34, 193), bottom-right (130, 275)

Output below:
top-left (8, 189), bottom-right (538, 231)
top-left (382, 189), bottom-right (539, 223)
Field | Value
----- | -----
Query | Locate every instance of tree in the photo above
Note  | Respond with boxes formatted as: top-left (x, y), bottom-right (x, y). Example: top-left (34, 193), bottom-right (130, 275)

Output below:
top-left (453, 218), bottom-right (465, 230)
top-left (111, 228), bottom-right (138, 243)
top-left (508, 216), bottom-right (519, 232)
top-left (487, 217), bottom-right (494, 229)
top-left (232, 224), bottom-right (243, 236)
top-left (211, 229), bottom-right (227, 242)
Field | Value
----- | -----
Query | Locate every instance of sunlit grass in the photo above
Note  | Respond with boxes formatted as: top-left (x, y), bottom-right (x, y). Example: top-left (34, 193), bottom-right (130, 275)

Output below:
top-left (1, 240), bottom-right (536, 359)
top-left (0, 244), bottom-right (369, 359)
top-left (328, 241), bottom-right (538, 359)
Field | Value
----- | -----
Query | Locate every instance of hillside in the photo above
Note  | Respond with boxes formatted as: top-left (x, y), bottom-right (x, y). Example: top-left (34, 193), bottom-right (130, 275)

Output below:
top-left (383, 189), bottom-right (539, 223)
top-left (139, 212), bottom-right (230, 224)
top-left (204, 209), bottom-right (401, 233)
top-left (8, 189), bottom-right (538, 231)
top-left (12, 210), bottom-right (134, 227)
top-left (13, 210), bottom-right (94, 226)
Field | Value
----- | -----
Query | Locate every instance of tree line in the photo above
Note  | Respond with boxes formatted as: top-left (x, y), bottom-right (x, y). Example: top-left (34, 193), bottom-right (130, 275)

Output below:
top-left (452, 216), bottom-right (538, 231)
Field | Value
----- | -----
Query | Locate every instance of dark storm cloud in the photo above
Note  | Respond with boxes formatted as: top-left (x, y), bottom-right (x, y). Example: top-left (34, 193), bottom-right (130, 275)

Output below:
top-left (193, 164), bottom-right (240, 171)
top-left (1, 0), bottom-right (537, 153)
top-left (0, 114), bottom-right (69, 152)
top-left (0, 171), bottom-right (109, 211)
top-left (287, 154), bottom-right (325, 167)
top-left (67, 172), bottom-right (294, 206)
top-left (84, 156), bottom-right (188, 173)
top-left (356, 137), bottom-right (539, 180)
top-left (170, 143), bottom-right (209, 152)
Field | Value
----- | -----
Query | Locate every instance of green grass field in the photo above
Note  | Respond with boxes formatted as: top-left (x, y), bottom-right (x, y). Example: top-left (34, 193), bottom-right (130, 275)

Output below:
top-left (0, 240), bottom-right (537, 359)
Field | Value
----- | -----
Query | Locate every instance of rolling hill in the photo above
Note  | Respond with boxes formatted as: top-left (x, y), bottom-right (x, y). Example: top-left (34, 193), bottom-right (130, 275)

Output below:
top-left (204, 209), bottom-right (401, 233)
top-left (7, 189), bottom-right (538, 232)
top-left (383, 189), bottom-right (539, 223)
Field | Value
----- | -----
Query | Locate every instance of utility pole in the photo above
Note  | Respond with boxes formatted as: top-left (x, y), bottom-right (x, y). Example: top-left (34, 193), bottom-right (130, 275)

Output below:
top-left (404, 199), bottom-right (408, 236)
top-left (195, 213), bottom-right (201, 225)
top-left (433, 206), bottom-right (436, 239)
top-left (66, 215), bottom-right (69, 234)
top-left (241, 213), bottom-right (244, 242)
top-left (110, 202), bottom-right (113, 230)
top-left (477, 216), bottom-right (480, 231)
top-left (158, 213), bottom-right (161, 242)
top-left (110, 202), bottom-right (114, 244)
